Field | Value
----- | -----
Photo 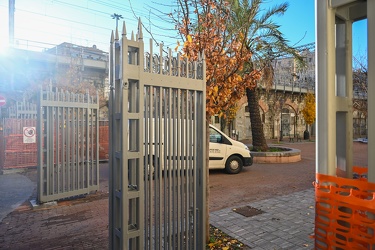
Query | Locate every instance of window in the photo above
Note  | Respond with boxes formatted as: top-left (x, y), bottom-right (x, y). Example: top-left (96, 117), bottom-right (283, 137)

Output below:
top-left (209, 127), bottom-right (222, 143)
top-left (214, 116), bottom-right (219, 123)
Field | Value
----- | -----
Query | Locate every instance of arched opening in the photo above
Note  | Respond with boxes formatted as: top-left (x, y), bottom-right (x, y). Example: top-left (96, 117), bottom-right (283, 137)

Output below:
top-left (280, 105), bottom-right (298, 139)
top-left (281, 108), bottom-right (290, 138)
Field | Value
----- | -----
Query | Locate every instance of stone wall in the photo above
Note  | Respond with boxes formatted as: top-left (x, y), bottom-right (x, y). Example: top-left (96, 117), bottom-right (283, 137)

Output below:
top-left (233, 91), bottom-right (311, 141)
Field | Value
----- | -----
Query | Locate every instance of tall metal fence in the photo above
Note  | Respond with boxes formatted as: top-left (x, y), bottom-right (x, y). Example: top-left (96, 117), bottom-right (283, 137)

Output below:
top-left (37, 88), bottom-right (99, 203)
top-left (109, 21), bottom-right (206, 249)
top-left (0, 102), bottom-right (110, 172)
top-left (7, 101), bottom-right (38, 120)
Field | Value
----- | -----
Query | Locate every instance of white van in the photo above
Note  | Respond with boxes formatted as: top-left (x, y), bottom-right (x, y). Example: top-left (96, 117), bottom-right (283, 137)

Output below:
top-left (209, 124), bottom-right (253, 174)
top-left (143, 121), bottom-right (252, 175)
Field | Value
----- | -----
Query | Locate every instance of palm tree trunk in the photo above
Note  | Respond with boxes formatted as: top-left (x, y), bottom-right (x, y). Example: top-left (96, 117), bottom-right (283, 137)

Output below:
top-left (246, 87), bottom-right (269, 151)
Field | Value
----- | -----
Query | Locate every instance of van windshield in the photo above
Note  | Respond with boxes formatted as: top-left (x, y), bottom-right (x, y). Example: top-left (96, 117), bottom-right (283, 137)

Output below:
top-left (209, 127), bottom-right (222, 143)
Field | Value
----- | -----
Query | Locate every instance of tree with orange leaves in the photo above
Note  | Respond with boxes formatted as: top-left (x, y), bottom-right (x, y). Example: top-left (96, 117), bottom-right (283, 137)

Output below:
top-left (173, 1), bottom-right (261, 118)
top-left (172, 0), bottom-right (301, 151)
top-left (171, 1), bottom-right (261, 242)
top-left (170, 0), bottom-right (302, 242)
top-left (301, 92), bottom-right (316, 140)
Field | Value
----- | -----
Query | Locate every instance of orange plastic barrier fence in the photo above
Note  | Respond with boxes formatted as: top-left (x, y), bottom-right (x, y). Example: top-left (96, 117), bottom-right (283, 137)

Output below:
top-left (315, 173), bottom-right (375, 249)
top-left (2, 134), bottom-right (37, 169)
top-left (353, 166), bottom-right (368, 181)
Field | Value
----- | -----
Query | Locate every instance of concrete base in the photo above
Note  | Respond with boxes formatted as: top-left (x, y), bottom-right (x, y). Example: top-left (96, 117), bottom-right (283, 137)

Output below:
top-left (1, 168), bottom-right (28, 175)
top-left (29, 199), bottom-right (57, 209)
top-left (251, 147), bottom-right (301, 164)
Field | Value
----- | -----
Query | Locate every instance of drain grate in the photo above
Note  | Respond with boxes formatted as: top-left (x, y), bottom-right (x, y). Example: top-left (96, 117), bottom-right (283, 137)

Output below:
top-left (232, 206), bottom-right (264, 217)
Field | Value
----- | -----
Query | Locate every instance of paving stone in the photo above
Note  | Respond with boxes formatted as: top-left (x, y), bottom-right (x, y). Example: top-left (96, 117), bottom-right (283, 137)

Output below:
top-left (210, 188), bottom-right (315, 249)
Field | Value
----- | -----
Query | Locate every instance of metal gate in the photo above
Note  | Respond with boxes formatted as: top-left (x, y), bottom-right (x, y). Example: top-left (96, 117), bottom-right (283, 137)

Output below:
top-left (37, 87), bottom-right (99, 203)
top-left (281, 112), bottom-right (291, 136)
top-left (109, 21), bottom-right (206, 249)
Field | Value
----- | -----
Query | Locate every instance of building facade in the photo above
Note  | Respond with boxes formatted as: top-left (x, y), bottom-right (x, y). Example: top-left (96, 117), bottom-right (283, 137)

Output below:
top-left (212, 48), bottom-right (317, 141)
top-left (1, 41), bottom-right (367, 139)
top-left (212, 45), bottom-right (367, 141)
top-left (0, 42), bottom-right (109, 119)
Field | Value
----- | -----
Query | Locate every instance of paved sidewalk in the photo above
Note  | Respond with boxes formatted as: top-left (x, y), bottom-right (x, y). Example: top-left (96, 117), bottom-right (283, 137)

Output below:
top-left (0, 172), bottom-right (34, 222)
top-left (210, 189), bottom-right (315, 249)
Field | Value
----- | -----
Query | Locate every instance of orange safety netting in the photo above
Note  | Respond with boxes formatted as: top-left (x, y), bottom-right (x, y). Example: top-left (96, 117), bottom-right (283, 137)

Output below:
top-left (353, 166), bottom-right (369, 181)
top-left (315, 173), bottom-right (375, 249)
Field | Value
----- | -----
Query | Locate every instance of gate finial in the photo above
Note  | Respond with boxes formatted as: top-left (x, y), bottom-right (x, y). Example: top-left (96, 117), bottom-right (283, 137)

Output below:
top-left (137, 18), bottom-right (143, 40)
top-left (110, 30), bottom-right (114, 43)
top-left (115, 26), bottom-right (119, 41)
top-left (122, 21), bottom-right (127, 37)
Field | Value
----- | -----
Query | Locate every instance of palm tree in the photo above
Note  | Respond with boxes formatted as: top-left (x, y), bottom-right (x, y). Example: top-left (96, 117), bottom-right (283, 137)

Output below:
top-left (229, 0), bottom-right (303, 151)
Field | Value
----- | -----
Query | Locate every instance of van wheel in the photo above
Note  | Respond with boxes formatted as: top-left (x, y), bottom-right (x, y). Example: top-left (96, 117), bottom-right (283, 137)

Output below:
top-left (225, 155), bottom-right (243, 174)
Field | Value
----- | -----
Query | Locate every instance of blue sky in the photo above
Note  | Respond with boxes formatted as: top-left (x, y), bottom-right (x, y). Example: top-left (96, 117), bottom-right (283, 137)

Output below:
top-left (263, 0), bottom-right (315, 46)
top-left (263, 0), bottom-right (367, 58)
top-left (0, 0), bottom-right (367, 56)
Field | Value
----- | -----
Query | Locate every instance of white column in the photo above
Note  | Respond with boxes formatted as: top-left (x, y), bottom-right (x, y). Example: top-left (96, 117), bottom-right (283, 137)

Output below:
top-left (345, 19), bottom-right (353, 179)
top-left (335, 20), bottom-right (348, 176)
top-left (368, 0), bottom-right (375, 182)
top-left (316, 0), bottom-right (336, 175)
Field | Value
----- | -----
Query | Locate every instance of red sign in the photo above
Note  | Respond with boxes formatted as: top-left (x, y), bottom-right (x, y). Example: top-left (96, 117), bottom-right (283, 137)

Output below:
top-left (0, 95), bottom-right (6, 107)
top-left (23, 127), bottom-right (36, 143)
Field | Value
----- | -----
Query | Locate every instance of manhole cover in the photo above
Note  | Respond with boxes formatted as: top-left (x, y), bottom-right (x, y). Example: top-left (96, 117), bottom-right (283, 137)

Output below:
top-left (232, 206), bottom-right (264, 217)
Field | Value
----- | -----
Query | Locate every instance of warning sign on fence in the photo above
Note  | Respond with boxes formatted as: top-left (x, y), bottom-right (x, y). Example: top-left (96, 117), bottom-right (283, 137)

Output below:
top-left (23, 127), bottom-right (36, 143)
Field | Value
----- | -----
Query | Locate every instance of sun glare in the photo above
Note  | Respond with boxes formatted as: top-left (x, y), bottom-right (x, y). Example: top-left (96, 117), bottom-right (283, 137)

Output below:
top-left (0, 42), bottom-right (9, 55)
